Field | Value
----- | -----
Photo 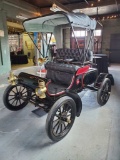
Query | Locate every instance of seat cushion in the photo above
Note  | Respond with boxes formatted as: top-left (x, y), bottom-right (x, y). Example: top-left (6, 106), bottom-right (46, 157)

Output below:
top-left (46, 70), bottom-right (74, 86)
top-left (46, 81), bottom-right (68, 95)
top-left (45, 61), bottom-right (78, 74)
top-left (45, 62), bottom-right (76, 95)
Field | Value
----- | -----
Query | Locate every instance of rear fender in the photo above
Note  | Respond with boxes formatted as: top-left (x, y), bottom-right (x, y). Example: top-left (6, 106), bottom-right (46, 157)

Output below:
top-left (105, 74), bottom-right (114, 85)
top-left (95, 73), bottom-right (114, 88)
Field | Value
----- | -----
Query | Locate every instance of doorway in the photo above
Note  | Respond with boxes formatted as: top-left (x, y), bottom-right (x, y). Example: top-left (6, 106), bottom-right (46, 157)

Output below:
top-left (109, 34), bottom-right (120, 63)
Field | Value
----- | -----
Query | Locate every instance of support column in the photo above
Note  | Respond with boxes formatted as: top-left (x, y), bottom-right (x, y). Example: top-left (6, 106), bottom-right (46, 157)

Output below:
top-left (0, 8), bottom-right (11, 75)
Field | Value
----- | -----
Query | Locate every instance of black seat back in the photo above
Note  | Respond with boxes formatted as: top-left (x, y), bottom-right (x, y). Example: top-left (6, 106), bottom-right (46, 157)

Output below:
top-left (45, 61), bottom-right (79, 86)
top-left (56, 48), bottom-right (93, 63)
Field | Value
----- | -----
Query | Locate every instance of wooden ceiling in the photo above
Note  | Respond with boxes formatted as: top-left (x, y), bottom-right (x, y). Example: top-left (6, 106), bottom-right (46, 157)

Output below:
top-left (22, 0), bottom-right (120, 16)
top-left (23, 0), bottom-right (93, 8)
top-left (6, 0), bottom-right (120, 34)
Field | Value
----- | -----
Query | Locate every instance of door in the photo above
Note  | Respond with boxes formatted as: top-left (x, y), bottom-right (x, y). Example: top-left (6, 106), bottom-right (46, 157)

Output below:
top-left (110, 34), bottom-right (120, 63)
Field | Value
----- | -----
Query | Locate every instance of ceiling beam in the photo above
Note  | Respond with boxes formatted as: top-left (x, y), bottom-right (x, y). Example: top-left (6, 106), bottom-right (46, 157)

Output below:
top-left (40, 7), bottom-right (52, 15)
top-left (7, 21), bottom-right (23, 29)
top-left (2, 0), bottom-right (42, 17)
top-left (91, 11), bottom-right (120, 18)
top-left (67, 0), bottom-right (120, 10)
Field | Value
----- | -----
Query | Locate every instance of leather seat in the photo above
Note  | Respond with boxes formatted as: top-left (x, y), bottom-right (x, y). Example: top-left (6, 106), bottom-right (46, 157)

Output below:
top-left (55, 48), bottom-right (93, 65)
top-left (45, 61), bottom-right (78, 96)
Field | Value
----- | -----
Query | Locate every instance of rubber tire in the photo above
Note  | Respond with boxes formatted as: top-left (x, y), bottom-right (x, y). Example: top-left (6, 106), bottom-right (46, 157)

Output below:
top-left (3, 84), bottom-right (29, 111)
top-left (97, 78), bottom-right (111, 106)
top-left (46, 96), bottom-right (76, 142)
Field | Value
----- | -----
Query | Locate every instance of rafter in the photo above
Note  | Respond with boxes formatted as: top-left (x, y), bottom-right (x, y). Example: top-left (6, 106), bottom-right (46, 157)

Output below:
top-left (91, 11), bottom-right (120, 18)
top-left (67, 0), bottom-right (120, 10)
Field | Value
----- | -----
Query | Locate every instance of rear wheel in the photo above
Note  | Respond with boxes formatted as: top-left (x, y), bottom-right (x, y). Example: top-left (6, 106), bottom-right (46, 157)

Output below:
top-left (3, 84), bottom-right (30, 111)
top-left (46, 96), bottom-right (76, 142)
top-left (97, 78), bottom-right (111, 106)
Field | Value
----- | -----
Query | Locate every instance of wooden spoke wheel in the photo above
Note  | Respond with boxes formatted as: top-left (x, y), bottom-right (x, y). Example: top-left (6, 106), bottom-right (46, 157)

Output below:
top-left (46, 96), bottom-right (76, 142)
top-left (97, 78), bottom-right (111, 106)
top-left (3, 84), bottom-right (30, 111)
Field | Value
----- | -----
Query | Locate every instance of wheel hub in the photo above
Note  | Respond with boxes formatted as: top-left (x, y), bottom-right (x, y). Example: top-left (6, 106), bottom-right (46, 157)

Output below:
top-left (57, 112), bottom-right (71, 123)
top-left (15, 92), bottom-right (21, 100)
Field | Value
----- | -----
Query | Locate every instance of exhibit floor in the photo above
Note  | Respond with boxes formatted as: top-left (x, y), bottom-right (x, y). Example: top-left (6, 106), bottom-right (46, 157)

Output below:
top-left (0, 64), bottom-right (120, 160)
top-left (11, 59), bottom-right (34, 70)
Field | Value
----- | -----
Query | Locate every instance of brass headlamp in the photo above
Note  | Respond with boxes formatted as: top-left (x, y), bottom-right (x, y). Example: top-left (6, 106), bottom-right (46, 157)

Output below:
top-left (8, 71), bottom-right (17, 85)
top-left (35, 79), bottom-right (46, 99)
top-left (38, 57), bottom-right (47, 65)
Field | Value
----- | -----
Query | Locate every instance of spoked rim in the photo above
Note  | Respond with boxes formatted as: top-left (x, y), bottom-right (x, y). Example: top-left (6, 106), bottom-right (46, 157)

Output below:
top-left (7, 85), bottom-right (28, 107)
top-left (52, 102), bottom-right (74, 137)
top-left (100, 80), bottom-right (111, 104)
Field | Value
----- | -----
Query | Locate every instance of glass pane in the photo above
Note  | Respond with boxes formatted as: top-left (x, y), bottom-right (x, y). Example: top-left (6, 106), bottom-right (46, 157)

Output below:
top-left (94, 30), bottom-right (102, 36)
top-left (72, 31), bottom-right (87, 37)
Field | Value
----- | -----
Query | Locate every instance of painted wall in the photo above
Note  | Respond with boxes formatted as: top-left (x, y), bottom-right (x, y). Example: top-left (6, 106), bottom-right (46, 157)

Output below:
top-left (0, 0), bottom-right (41, 75)
top-left (0, 10), bottom-right (11, 75)
top-left (22, 33), bottom-right (34, 59)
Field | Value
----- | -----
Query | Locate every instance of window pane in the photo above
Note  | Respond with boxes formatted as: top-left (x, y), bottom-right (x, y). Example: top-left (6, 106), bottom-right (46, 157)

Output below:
top-left (72, 31), bottom-right (87, 37)
top-left (80, 31), bottom-right (85, 37)
top-left (94, 30), bottom-right (101, 36)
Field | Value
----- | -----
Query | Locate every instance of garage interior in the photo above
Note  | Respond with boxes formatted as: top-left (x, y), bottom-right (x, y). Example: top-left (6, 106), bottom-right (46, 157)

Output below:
top-left (0, 0), bottom-right (120, 160)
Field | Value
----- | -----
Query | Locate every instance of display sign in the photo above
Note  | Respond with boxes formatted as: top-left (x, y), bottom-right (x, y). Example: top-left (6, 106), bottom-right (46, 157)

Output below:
top-left (0, 30), bottom-right (4, 37)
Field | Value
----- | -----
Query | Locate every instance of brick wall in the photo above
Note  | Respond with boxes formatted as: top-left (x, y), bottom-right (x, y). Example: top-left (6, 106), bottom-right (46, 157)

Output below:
top-left (102, 19), bottom-right (120, 54)
top-left (60, 19), bottom-right (120, 56)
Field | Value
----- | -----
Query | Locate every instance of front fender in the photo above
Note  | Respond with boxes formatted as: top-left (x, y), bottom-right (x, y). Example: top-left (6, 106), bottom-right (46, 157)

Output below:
top-left (65, 89), bottom-right (82, 117)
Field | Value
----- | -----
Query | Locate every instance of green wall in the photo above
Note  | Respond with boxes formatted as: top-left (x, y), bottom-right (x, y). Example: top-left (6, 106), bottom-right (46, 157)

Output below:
top-left (0, 10), bottom-right (11, 75)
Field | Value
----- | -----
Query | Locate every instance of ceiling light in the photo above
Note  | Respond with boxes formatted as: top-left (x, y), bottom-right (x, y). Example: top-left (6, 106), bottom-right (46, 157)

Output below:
top-left (16, 15), bottom-right (27, 20)
top-left (50, 3), bottom-right (67, 12)
top-left (91, 3), bottom-right (94, 7)
top-left (102, 17), bottom-right (105, 19)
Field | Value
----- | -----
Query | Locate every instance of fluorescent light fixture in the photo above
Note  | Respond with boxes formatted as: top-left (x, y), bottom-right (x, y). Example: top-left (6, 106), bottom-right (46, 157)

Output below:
top-left (50, 3), bottom-right (67, 12)
top-left (16, 15), bottom-right (27, 20)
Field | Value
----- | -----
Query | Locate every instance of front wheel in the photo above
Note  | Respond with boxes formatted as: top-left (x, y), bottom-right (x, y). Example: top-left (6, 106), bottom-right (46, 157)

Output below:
top-left (3, 84), bottom-right (30, 111)
top-left (46, 96), bottom-right (76, 142)
top-left (97, 78), bottom-right (111, 106)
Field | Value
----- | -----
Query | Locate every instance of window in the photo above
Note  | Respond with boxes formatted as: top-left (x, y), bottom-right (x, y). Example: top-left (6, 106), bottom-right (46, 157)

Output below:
top-left (47, 33), bottom-right (56, 44)
top-left (8, 35), bottom-right (19, 52)
top-left (72, 31), bottom-right (87, 37)
top-left (94, 30), bottom-right (102, 36)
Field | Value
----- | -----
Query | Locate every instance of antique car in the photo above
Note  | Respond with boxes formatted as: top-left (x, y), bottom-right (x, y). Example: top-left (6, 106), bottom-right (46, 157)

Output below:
top-left (3, 11), bottom-right (114, 142)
